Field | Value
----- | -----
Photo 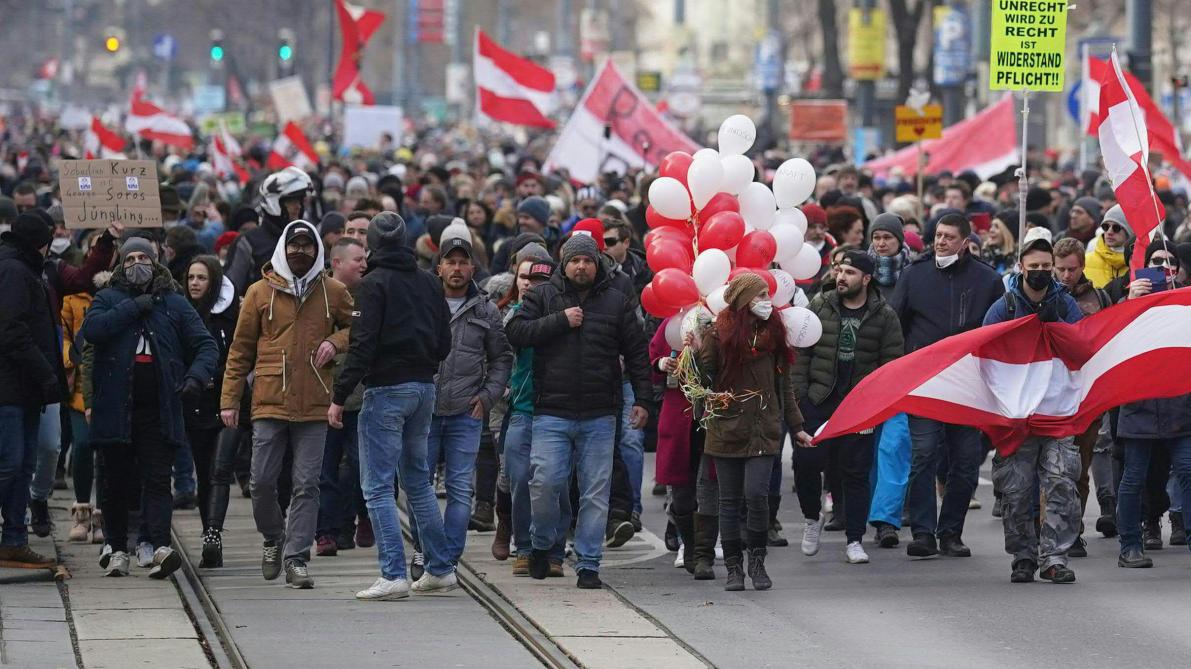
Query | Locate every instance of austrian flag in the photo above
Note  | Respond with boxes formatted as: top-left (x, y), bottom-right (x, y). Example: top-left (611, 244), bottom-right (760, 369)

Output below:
top-left (813, 289), bottom-right (1191, 455)
top-left (84, 116), bottom-right (126, 159)
top-left (267, 121), bottom-right (319, 171)
top-left (474, 29), bottom-right (556, 128)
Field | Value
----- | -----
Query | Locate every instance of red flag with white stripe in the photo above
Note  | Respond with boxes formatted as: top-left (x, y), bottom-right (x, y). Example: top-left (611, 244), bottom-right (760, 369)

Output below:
top-left (332, 0), bottom-right (386, 105)
top-left (1097, 51), bottom-right (1164, 272)
top-left (812, 289), bottom-right (1191, 455)
top-left (126, 91), bottom-right (194, 149)
top-left (267, 121), bottom-right (319, 171)
top-left (474, 29), bottom-right (557, 128)
top-left (84, 116), bottom-right (126, 159)
top-left (210, 121), bottom-right (249, 184)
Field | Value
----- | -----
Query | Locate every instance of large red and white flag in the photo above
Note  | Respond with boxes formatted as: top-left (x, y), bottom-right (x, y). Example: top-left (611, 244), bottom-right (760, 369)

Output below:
top-left (332, 0), bottom-right (386, 105)
top-left (813, 289), bottom-right (1191, 455)
top-left (545, 61), bottom-right (699, 184)
top-left (267, 121), bottom-right (319, 171)
top-left (474, 29), bottom-right (557, 128)
top-left (84, 116), bottom-right (126, 159)
top-left (126, 92), bottom-right (194, 149)
top-left (862, 95), bottom-right (1018, 179)
top-left (1098, 50), bottom-right (1164, 271)
top-left (210, 121), bottom-right (249, 184)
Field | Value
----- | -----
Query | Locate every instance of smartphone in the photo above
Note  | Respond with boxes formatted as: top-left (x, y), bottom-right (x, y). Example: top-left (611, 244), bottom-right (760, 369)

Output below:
top-left (1135, 267), bottom-right (1169, 293)
top-left (970, 212), bottom-right (991, 234)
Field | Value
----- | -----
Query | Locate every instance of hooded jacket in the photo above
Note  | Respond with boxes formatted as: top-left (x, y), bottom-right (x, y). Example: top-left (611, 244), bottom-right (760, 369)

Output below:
top-left (1083, 235), bottom-right (1129, 289)
top-left (434, 282), bottom-right (514, 416)
top-left (222, 221), bottom-right (354, 422)
top-left (185, 276), bottom-right (238, 431)
top-left (224, 216), bottom-right (285, 296)
top-left (889, 251), bottom-right (1004, 353)
top-left (0, 234), bottom-right (61, 407)
top-left (982, 273), bottom-right (1083, 326)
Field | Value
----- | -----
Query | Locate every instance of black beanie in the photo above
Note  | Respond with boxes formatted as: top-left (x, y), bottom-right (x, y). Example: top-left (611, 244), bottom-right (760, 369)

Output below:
top-left (869, 212), bottom-right (905, 249)
top-left (11, 212), bottom-right (53, 250)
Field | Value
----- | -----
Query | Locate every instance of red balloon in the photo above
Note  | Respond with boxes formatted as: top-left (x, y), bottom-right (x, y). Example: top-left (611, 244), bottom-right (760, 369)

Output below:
top-left (641, 283), bottom-right (679, 318)
top-left (646, 238), bottom-right (694, 274)
top-left (653, 268), bottom-right (700, 309)
top-left (699, 211), bottom-right (746, 251)
top-left (699, 192), bottom-right (740, 220)
top-left (645, 226), bottom-right (693, 250)
top-left (727, 267), bottom-right (778, 297)
top-left (735, 230), bottom-right (777, 269)
top-left (646, 204), bottom-right (690, 230)
top-left (659, 151), bottom-right (694, 186)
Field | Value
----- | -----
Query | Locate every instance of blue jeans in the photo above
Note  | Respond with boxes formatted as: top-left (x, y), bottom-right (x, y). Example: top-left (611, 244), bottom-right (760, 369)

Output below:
top-left (317, 410), bottom-right (363, 537)
top-left (1117, 436), bottom-right (1191, 554)
top-left (907, 417), bottom-right (983, 538)
top-left (869, 413), bottom-right (911, 528)
top-left (30, 403), bottom-right (61, 502)
top-left (1, 405), bottom-right (40, 547)
top-left (619, 382), bottom-right (645, 513)
top-left (358, 383), bottom-right (453, 581)
top-left (173, 439), bottom-right (197, 496)
top-left (529, 415), bottom-right (616, 573)
top-left (505, 412), bottom-right (568, 559)
top-left (410, 413), bottom-right (482, 563)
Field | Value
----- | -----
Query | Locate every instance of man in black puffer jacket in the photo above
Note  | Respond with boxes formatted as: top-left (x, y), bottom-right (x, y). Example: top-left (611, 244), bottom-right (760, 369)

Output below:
top-left (505, 234), bottom-right (652, 590)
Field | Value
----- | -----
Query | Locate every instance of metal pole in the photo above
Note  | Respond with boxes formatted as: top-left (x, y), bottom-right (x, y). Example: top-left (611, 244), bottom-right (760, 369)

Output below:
top-left (328, 0), bottom-right (335, 96)
top-left (557, 0), bottom-right (573, 58)
top-left (857, 0), bottom-right (877, 129)
top-left (1078, 42), bottom-right (1088, 173)
top-left (917, 141), bottom-right (925, 205)
top-left (497, 0), bottom-right (511, 45)
top-left (765, 0), bottom-right (784, 150)
top-left (1016, 90), bottom-right (1030, 247)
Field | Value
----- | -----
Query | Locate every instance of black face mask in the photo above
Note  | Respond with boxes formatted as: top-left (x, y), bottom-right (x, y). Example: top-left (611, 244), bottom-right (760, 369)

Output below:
top-left (286, 251), bottom-right (315, 276)
top-left (1025, 269), bottom-right (1051, 292)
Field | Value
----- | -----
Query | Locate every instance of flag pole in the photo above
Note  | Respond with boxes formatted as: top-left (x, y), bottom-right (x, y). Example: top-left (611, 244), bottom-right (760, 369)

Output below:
top-left (916, 140), bottom-right (925, 205)
top-left (1016, 90), bottom-right (1030, 247)
top-left (1078, 42), bottom-right (1088, 173)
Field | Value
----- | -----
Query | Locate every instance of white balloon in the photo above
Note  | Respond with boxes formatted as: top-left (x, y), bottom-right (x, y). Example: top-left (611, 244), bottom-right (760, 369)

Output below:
top-left (717, 114), bottom-right (756, 156)
top-left (738, 182), bottom-right (777, 231)
top-left (772, 158), bottom-right (816, 209)
top-left (664, 310), bottom-right (686, 350)
top-left (693, 148), bottom-right (719, 162)
top-left (769, 224), bottom-right (806, 262)
top-left (781, 243), bottom-right (823, 281)
top-left (781, 306), bottom-right (823, 347)
top-left (791, 286), bottom-right (810, 309)
top-left (692, 249), bottom-right (731, 296)
top-left (680, 305), bottom-right (714, 341)
top-left (648, 177), bottom-right (693, 220)
top-left (706, 285), bottom-right (729, 315)
top-left (775, 207), bottom-right (807, 234)
top-left (769, 269), bottom-right (797, 306)
top-left (720, 154), bottom-right (755, 195)
top-left (686, 152), bottom-right (724, 210)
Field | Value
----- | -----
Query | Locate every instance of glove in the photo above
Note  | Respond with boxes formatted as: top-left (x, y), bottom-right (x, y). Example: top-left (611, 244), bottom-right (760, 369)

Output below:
top-left (133, 294), bottom-right (155, 314)
top-left (178, 377), bottom-right (204, 400)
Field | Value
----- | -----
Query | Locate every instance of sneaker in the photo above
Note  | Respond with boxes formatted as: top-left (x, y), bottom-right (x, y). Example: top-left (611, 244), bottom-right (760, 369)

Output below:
top-left (1117, 547), bottom-right (1154, 568)
top-left (148, 547), bottom-right (182, 580)
top-left (906, 533), bottom-right (939, 558)
top-left (674, 547), bottom-right (685, 569)
top-left (98, 544), bottom-right (113, 568)
top-left (200, 528), bottom-right (223, 569)
top-left (875, 523), bottom-right (899, 548)
top-left (285, 558), bottom-right (314, 589)
top-left (548, 559), bottom-right (564, 578)
top-left (823, 513), bottom-right (846, 532)
top-left (261, 541), bottom-right (282, 580)
top-left (337, 526), bottom-right (357, 550)
top-left (1010, 559), bottom-right (1037, 583)
top-left (528, 548), bottom-right (550, 580)
top-left (767, 520), bottom-right (789, 547)
top-left (315, 535), bottom-right (338, 557)
top-left (1143, 519), bottom-right (1164, 550)
top-left (434, 468), bottom-right (447, 499)
top-left (409, 552), bottom-right (425, 581)
top-left (800, 516), bottom-right (824, 556)
top-left (1040, 564), bottom-right (1076, 584)
top-left (968, 495), bottom-right (982, 510)
top-left (172, 491), bottom-right (197, 510)
top-left (652, 483), bottom-right (667, 496)
top-left (136, 542), bottom-right (155, 568)
top-left (512, 555), bottom-right (530, 576)
top-left (29, 499), bottom-right (52, 538)
top-left (630, 511), bottom-right (643, 533)
top-left (469, 502), bottom-right (496, 532)
top-left (356, 576), bottom-right (410, 600)
top-left (845, 541), bottom-right (869, 564)
top-left (576, 569), bottom-right (603, 589)
top-left (1068, 536), bottom-right (1088, 558)
top-left (412, 570), bottom-right (458, 593)
top-left (605, 520), bottom-right (634, 548)
top-left (0, 544), bottom-right (56, 569)
top-left (103, 550), bottom-right (130, 577)
top-left (355, 518), bottom-right (375, 548)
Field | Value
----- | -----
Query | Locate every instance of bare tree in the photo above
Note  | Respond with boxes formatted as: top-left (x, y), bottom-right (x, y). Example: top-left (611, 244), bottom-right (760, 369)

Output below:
top-left (817, 0), bottom-right (844, 97)
top-left (888, 0), bottom-right (929, 103)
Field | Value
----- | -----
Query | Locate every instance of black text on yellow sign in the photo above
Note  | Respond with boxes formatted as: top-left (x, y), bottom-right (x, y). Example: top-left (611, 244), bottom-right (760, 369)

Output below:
top-left (989, 0), bottom-right (1068, 91)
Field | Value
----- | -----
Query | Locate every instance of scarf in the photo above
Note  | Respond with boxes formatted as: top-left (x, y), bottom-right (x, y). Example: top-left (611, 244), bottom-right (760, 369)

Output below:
top-left (869, 246), bottom-right (909, 287)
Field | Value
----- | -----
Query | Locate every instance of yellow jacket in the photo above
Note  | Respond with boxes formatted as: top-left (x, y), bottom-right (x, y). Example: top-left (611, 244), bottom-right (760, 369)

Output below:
top-left (61, 292), bottom-right (93, 413)
top-left (1084, 237), bottom-right (1128, 289)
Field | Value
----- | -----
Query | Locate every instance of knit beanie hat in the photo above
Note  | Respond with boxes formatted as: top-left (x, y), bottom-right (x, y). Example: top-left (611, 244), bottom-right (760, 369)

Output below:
top-left (119, 236), bottom-right (158, 263)
top-left (1071, 196), bottom-right (1102, 225)
top-left (570, 218), bottom-right (606, 252)
top-left (800, 203), bottom-right (827, 228)
top-left (367, 211), bottom-right (407, 250)
top-left (10, 212), bottom-right (52, 250)
top-left (559, 233), bottom-right (599, 267)
top-left (515, 242), bottom-right (551, 265)
top-left (1102, 204), bottom-right (1134, 238)
top-left (868, 212), bottom-right (905, 249)
top-left (517, 196), bottom-right (551, 228)
top-left (724, 272), bottom-right (768, 310)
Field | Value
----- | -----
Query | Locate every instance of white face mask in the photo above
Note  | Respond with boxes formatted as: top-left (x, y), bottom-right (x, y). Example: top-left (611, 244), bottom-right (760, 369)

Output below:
top-left (50, 238), bottom-right (71, 255)
top-left (0, 224), bottom-right (10, 234)
top-left (935, 253), bottom-right (959, 269)
top-left (750, 299), bottom-right (773, 320)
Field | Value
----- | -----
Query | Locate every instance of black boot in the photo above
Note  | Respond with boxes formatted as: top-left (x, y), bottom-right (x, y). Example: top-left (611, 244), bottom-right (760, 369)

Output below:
top-left (722, 540), bottom-right (745, 592)
top-left (1095, 495), bottom-right (1117, 537)
top-left (1143, 519), bottom-right (1164, 550)
top-left (672, 512), bottom-right (697, 575)
top-left (692, 514), bottom-right (718, 580)
top-left (767, 495), bottom-right (788, 547)
top-left (1170, 512), bottom-right (1187, 546)
top-left (747, 531), bottom-right (771, 590)
top-left (29, 499), bottom-right (52, 537)
top-left (664, 520), bottom-right (680, 552)
top-left (200, 528), bottom-right (223, 568)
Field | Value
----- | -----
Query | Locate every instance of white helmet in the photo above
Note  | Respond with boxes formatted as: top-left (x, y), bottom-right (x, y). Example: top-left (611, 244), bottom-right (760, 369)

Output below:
top-left (258, 166), bottom-right (314, 218)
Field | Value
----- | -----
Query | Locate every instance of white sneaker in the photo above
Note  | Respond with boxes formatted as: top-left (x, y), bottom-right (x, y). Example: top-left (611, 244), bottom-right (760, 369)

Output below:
top-left (714, 539), bottom-right (723, 561)
top-left (845, 541), bottom-right (870, 564)
top-left (135, 542), bottom-right (154, 568)
top-left (801, 516), bottom-right (824, 556)
top-left (148, 547), bottom-right (181, 580)
top-left (104, 551), bottom-right (130, 577)
top-left (411, 570), bottom-right (458, 594)
top-left (674, 543), bottom-right (685, 569)
top-left (356, 577), bottom-right (410, 601)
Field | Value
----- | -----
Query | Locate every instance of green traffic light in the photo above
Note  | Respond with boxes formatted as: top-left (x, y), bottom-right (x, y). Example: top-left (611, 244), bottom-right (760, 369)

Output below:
top-left (279, 44), bottom-right (293, 61)
top-left (211, 45), bottom-right (224, 62)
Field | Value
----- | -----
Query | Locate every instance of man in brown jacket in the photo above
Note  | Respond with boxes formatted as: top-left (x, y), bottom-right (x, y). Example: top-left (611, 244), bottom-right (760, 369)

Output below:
top-left (221, 221), bottom-right (353, 589)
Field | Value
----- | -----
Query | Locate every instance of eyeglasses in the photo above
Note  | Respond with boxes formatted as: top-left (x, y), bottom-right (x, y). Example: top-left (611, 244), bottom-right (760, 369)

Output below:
top-left (603, 237), bottom-right (620, 246)
top-left (1100, 223), bottom-right (1125, 233)
top-left (1150, 255), bottom-right (1179, 269)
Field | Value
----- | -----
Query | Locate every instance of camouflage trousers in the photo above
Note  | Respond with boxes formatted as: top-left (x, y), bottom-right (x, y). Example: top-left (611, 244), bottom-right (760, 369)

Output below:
top-left (991, 436), bottom-right (1081, 570)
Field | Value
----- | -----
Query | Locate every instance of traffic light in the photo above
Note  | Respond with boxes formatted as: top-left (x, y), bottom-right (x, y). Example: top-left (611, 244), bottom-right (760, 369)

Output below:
top-left (209, 30), bottom-right (224, 64)
top-left (278, 40), bottom-right (293, 62)
top-left (277, 29), bottom-right (295, 76)
top-left (104, 35), bottom-right (120, 52)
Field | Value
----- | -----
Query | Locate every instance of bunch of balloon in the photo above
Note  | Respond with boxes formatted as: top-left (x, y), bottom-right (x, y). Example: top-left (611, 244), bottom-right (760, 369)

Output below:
top-left (641, 114), bottom-right (825, 349)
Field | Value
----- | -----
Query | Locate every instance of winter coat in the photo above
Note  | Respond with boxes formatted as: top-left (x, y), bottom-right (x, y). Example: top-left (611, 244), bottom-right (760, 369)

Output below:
top-left (434, 283), bottom-right (514, 416)
top-left (333, 243), bottom-right (451, 403)
top-left (61, 289), bottom-right (95, 413)
top-left (0, 237), bottom-right (61, 408)
top-left (80, 263), bottom-right (218, 449)
top-left (792, 286), bottom-right (904, 407)
top-left (1116, 394), bottom-right (1191, 440)
top-left (505, 261), bottom-right (653, 420)
top-left (1083, 236), bottom-right (1128, 289)
top-left (1068, 275), bottom-right (1111, 316)
top-left (185, 276), bottom-right (239, 431)
top-left (982, 274), bottom-right (1083, 326)
top-left (889, 252), bottom-right (1004, 353)
top-left (649, 320), bottom-right (695, 486)
top-left (695, 326), bottom-right (804, 458)
top-left (224, 217), bottom-right (284, 296)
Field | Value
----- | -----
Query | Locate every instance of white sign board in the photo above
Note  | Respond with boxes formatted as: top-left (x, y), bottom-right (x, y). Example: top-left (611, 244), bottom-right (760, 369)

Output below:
top-left (343, 105), bottom-right (404, 149)
top-left (269, 76), bottom-right (312, 124)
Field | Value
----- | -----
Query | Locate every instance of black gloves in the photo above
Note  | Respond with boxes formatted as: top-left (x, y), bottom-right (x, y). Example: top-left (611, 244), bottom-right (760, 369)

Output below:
top-left (178, 377), bottom-right (205, 400)
top-left (133, 294), bottom-right (155, 314)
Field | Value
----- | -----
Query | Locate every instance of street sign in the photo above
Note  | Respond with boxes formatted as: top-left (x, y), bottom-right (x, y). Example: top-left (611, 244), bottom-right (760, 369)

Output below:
top-left (932, 5), bottom-right (970, 87)
top-left (755, 32), bottom-right (782, 94)
top-left (635, 71), bottom-right (662, 93)
top-left (789, 100), bottom-right (848, 142)
top-left (990, 1), bottom-right (1068, 91)
top-left (152, 34), bottom-right (176, 61)
top-left (895, 104), bottom-right (943, 142)
top-left (192, 85), bottom-right (226, 115)
top-left (848, 8), bottom-right (886, 81)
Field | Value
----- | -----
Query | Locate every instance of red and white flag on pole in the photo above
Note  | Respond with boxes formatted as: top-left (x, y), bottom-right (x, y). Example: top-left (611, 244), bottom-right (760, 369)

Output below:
top-left (210, 122), bottom-right (249, 184)
top-left (267, 121), bottom-right (319, 171)
top-left (813, 289), bottom-right (1191, 455)
top-left (1097, 50), bottom-right (1165, 271)
top-left (545, 60), bottom-right (699, 184)
top-left (332, 0), bottom-right (386, 105)
top-left (84, 116), bottom-right (126, 159)
top-left (474, 29), bottom-right (557, 128)
top-left (126, 91), bottom-right (194, 149)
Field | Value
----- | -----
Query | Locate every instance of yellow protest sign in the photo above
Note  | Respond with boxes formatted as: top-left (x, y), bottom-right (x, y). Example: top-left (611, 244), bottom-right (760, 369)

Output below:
top-left (989, 0), bottom-right (1068, 91)
top-left (895, 104), bottom-right (943, 143)
top-left (848, 8), bottom-right (886, 81)
top-left (59, 160), bottom-right (162, 229)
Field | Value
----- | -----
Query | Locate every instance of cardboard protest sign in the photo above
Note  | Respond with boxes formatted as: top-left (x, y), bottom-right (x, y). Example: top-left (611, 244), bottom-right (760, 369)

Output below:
top-left (990, 0), bottom-right (1068, 91)
top-left (895, 104), bottom-right (944, 142)
top-left (59, 160), bottom-right (162, 229)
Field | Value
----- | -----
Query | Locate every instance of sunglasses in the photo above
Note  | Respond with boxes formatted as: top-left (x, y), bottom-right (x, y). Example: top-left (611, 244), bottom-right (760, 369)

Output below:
top-left (1150, 255), bottom-right (1179, 269)
top-left (603, 237), bottom-right (620, 246)
top-left (1100, 223), bottom-right (1125, 233)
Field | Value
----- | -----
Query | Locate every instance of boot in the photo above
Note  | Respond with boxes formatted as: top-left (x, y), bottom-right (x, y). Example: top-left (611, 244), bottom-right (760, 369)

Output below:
top-left (1095, 495), bottom-right (1117, 537)
top-left (767, 495), bottom-right (788, 547)
top-left (692, 514), bottom-right (718, 580)
top-left (491, 509), bottom-right (512, 561)
top-left (747, 531), bottom-right (771, 590)
top-left (1143, 519), bottom-right (1164, 550)
top-left (69, 503), bottom-right (93, 543)
top-left (200, 528), bottom-right (224, 568)
top-left (1170, 511), bottom-right (1187, 546)
top-left (469, 501), bottom-right (496, 532)
top-left (672, 512), bottom-right (697, 575)
top-left (91, 509), bottom-right (104, 544)
top-left (29, 499), bottom-right (52, 537)
top-left (722, 540), bottom-right (745, 592)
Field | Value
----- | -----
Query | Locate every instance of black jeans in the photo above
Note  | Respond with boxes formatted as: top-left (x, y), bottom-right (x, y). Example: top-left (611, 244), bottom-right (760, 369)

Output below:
top-left (101, 400), bottom-right (174, 551)
top-left (713, 455), bottom-right (773, 556)
top-left (794, 431), bottom-right (876, 543)
top-left (474, 420), bottom-right (498, 506)
top-left (670, 425), bottom-right (707, 517)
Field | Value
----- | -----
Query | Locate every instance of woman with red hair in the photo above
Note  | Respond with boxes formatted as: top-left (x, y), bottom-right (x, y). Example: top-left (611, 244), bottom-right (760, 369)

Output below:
top-left (686, 273), bottom-right (812, 592)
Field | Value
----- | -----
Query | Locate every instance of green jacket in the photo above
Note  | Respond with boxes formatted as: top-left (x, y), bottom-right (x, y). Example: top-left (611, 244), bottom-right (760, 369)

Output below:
top-left (792, 285), bottom-right (904, 406)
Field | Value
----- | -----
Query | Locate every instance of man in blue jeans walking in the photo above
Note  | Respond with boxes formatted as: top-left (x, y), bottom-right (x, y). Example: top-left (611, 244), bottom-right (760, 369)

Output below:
top-left (330, 212), bottom-right (456, 601)
top-left (506, 234), bottom-right (652, 589)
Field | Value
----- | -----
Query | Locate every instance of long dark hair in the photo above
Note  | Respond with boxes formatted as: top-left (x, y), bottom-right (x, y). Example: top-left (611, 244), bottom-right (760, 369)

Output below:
top-left (714, 304), bottom-right (792, 390)
top-left (496, 259), bottom-right (529, 311)
top-left (186, 254), bottom-right (224, 317)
